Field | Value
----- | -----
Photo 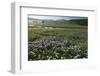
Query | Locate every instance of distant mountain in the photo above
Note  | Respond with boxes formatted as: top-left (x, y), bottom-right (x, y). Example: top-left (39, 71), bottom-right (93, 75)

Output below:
top-left (28, 18), bottom-right (88, 26)
top-left (69, 19), bottom-right (88, 25)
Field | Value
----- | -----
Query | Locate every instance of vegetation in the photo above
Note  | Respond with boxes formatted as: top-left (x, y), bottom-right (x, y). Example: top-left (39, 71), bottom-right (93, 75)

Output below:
top-left (28, 18), bottom-right (88, 61)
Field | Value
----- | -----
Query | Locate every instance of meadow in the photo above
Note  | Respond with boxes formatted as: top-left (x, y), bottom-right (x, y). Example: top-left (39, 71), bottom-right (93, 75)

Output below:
top-left (28, 19), bottom-right (88, 61)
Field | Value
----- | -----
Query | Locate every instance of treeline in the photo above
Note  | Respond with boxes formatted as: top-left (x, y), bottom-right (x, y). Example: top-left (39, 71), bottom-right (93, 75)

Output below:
top-left (69, 19), bottom-right (88, 26)
top-left (45, 19), bottom-right (88, 26)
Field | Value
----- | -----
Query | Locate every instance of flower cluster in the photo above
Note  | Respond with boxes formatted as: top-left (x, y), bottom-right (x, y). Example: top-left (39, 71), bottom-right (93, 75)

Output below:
top-left (28, 36), bottom-right (87, 60)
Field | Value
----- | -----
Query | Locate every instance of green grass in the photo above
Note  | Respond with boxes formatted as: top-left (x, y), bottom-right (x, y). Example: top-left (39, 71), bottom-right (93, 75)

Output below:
top-left (28, 24), bottom-right (87, 41)
top-left (28, 23), bottom-right (88, 60)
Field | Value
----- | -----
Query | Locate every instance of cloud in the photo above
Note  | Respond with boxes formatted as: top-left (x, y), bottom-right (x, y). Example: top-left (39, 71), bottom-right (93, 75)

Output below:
top-left (28, 15), bottom-right (87, 20)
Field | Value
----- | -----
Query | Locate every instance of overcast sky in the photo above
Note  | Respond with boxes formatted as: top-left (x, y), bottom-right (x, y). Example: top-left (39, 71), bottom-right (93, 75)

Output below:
top-left (28, 15), bottom-right (87, 20)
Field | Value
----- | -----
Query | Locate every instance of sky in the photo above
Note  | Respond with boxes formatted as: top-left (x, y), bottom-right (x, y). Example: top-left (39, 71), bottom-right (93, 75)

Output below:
top-left (28, 15), bottom-right (87, 20)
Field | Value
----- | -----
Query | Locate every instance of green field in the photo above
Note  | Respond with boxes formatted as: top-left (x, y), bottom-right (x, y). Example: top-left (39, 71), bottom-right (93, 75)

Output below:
top-left (28, 20), bottom-right (88, 61)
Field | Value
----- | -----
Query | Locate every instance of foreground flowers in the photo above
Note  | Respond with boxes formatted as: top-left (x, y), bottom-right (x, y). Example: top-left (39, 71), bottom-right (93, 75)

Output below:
top-left (28, 36), bottom-right (87, 60)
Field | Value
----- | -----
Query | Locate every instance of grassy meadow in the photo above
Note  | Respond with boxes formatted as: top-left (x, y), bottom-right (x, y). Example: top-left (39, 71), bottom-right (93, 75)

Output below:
top-left (28, 16), bottom-right (88, 61)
